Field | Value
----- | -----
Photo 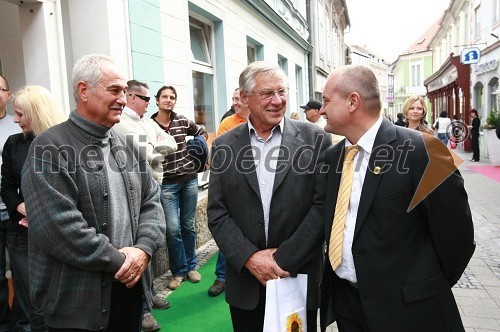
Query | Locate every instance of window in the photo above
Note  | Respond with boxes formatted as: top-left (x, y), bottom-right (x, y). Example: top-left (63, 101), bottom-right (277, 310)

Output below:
top-left (474, 5), bottom-right (481, 39)
top-left (192, 71), bottom-right (214, 133)
top-left (278, 55), bottom-right (288, 75)
top-left (295, 65), bottom-right (303, 107)
top-left (247, 36), bottom-right (263, 64)
top-left (247, 44), bottom-right (256, 64)
top-left (410, 63), bottom-right (422, 87)
top-left (190, 20), bottom-right (211, 65)
top-left (494, 0), bottom-right (500, 25)
top-left (190, 16), bottom-right (215, 133)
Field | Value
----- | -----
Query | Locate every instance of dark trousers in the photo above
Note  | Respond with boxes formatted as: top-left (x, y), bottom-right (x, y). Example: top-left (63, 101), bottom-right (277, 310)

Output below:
top-left (0, 210), bottom-right (10, 332)
top-left (471, 133), bottom-right (480, 160)
top-left (48, 281), bottom-right (142, 332)
top-left (229, 284), bottom-right (317, 332)
top-left (331, 274), bottom-right (369, 332)
top-left (7, 228), bottom-right (46, 331)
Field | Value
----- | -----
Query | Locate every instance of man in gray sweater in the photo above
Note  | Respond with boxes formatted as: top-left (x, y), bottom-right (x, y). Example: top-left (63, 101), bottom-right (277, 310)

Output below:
top-left (21, 54), bottom-right (166, 331)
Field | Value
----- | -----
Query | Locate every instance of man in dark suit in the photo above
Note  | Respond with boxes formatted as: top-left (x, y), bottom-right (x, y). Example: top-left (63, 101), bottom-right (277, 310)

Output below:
top-left (207, 61), bottom-right (331, 332)
top-left (319, 65), bottom-right (475, 332)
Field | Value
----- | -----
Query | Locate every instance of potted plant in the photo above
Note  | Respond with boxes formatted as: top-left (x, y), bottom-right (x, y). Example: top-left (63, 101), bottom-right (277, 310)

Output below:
top-left (483, 108), bottom-right (500, 166)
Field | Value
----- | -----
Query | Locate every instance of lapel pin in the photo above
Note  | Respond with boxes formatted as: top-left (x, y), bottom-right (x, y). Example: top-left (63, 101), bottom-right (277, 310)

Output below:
top-left (373, 166), bottom-right (381, 175)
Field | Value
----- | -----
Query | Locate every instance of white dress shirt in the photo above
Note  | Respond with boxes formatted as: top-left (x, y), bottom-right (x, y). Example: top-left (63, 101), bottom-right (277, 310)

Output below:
top-left (335, 116), bottom-right (383, 283)
top-left (247, 118), bottom-right (284, 243)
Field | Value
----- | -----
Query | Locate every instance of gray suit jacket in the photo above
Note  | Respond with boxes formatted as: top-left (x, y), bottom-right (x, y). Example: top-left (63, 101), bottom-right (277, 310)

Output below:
top-left (207, 118), bottom-right (331, 310)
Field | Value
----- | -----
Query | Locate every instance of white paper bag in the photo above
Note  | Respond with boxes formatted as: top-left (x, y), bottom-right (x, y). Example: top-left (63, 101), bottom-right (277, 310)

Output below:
top-left (263, 274), bottom-right (308, 332)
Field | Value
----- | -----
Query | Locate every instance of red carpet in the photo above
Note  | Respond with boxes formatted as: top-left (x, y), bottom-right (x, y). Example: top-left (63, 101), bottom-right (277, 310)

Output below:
top-left (468, 165), bottom-right (500, 182)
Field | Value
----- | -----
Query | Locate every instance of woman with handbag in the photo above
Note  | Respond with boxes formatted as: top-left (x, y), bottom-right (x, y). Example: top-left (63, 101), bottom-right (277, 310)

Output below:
top-left (433, 111), bottom-right (452, 146)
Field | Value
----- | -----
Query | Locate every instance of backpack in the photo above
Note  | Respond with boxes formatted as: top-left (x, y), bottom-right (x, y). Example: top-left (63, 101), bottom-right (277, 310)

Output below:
top-left (186, 135), bottom-right (209, 173)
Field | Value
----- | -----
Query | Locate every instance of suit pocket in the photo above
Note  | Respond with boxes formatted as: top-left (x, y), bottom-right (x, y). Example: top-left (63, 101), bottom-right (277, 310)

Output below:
top-left (402, 273), bottom-right (449, 304)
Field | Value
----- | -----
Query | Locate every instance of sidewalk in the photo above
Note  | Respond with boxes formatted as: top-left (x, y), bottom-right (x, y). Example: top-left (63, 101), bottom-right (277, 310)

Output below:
top-left (451, 149), bottom-right (500, 332)
top-left (154, 148), bottom-right (500, 332)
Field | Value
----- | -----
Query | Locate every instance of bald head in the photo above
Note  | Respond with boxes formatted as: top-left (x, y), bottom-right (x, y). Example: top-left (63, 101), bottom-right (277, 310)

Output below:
top-left (320, 65), bottom-right (382, 143)
top-left (333, 65), bottom-right (382, 113)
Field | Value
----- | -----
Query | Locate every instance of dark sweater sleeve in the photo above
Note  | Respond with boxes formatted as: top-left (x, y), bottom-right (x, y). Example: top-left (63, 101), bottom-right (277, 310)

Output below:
top-left (0, 135), bottom-right (24, 222)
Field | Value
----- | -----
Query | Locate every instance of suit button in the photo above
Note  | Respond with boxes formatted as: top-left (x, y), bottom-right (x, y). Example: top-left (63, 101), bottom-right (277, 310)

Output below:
top-left (101, 282), bottom-right (107, 288)
top-left (98, 325), bottom-right (105, 331)
top-left (101, 309), bottom-right (107, 315)
top-left (258, 221), bottom-right (264, 226)
top-left (102, 223), bottom-right (108, 229)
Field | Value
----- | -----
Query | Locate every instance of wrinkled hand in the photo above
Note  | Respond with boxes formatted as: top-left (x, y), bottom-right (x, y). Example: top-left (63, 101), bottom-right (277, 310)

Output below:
top-left (244, 248), bottom-right (290, 286)
top-left (115, 247), bottom-right (150, 288)
top-left (17, 203), bottom-right (26, 217)
top-left (18, 217), bottom-right (28, 228)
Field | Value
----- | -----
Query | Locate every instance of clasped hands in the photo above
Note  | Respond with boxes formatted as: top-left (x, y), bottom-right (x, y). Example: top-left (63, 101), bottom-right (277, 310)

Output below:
top-left (115, 247), bottom-right (150, 288)
top-left (244, 248), bottom-right (290, 286)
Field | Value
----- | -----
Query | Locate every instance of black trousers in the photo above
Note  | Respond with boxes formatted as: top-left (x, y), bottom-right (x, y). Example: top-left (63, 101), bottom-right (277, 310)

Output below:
top-left (471, 133), bottom-right (480, 160)
top-left (48, 280), bottom-right (142, 332)
top-left (331, 274), bottom-right (369, 332)
top-left (229, 284), bottom-right (317, 332)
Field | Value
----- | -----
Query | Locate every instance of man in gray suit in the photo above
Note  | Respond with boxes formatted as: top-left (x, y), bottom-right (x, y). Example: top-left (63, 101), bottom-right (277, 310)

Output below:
top-left (207, 61), bottom-right (331, 331)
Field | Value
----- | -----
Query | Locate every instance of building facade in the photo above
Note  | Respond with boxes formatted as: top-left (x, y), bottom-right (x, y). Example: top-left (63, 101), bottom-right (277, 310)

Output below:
top-left (0, 0), bottom-right (350, 140)
top-left (392, 22), bottom-right (440, 123)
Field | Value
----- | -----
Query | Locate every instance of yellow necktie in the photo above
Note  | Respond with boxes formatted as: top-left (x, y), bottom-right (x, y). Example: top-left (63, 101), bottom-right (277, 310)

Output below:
top-left (328, 144), bottom-right (360, 270)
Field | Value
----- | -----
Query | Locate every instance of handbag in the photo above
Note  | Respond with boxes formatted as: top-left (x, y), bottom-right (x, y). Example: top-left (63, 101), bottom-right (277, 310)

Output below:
top-left (263, 274), bottom-right (308, 332)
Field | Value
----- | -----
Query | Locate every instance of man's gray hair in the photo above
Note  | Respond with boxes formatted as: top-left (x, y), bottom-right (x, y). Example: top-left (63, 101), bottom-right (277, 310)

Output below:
top-left (72, 54), bottom-right (114, 102)
top-left (239, 61), bottom-right (287, 94)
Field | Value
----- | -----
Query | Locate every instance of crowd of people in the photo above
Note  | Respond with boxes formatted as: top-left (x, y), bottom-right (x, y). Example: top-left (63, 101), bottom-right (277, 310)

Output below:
top-left (0, 56), bottom-right (478, 332)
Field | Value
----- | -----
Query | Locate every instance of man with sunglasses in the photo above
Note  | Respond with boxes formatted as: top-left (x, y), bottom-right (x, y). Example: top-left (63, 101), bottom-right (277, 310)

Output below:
top-left (114, 80), bottom-right (177, 184)
top-left (113, 79), bottom-right (177, 331)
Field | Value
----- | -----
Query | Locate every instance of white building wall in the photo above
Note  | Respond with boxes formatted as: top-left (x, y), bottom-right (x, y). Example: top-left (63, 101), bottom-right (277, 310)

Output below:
top-left (0, 0), bottom-right (335, 125)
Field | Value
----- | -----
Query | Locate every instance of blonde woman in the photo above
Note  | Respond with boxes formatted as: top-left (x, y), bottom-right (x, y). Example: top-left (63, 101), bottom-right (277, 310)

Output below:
top-left (0, 85), bottom-right (66, 331)
top-left (402, 95), bottom-right (434, 134)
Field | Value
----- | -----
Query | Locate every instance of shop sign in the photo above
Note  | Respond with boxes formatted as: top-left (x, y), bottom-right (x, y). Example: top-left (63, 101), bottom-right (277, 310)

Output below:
top-left (427, 68), bottom-right (458, 92)
top-left (475, 59), bottom-right (498, 75)
top-left (461, 47), bottom-right (481, 64)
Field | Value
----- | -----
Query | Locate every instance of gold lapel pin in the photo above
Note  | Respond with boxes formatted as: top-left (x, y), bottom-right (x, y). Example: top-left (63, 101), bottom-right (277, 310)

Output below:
top-left (373, 166), bottom-right (381, 175)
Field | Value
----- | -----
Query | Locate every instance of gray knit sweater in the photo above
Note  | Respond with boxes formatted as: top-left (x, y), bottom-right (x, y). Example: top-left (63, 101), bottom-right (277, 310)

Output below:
top-left (21, 111), bottom-right (166, 331)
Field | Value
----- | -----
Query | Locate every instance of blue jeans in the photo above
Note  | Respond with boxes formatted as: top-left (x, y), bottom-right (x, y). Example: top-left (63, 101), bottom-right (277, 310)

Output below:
top-left (214, 251), bottom-right (225, 282)
top-left (161, 178), bottom-right (198, 277)
top-left (438, 133), bottom-right (448, 146)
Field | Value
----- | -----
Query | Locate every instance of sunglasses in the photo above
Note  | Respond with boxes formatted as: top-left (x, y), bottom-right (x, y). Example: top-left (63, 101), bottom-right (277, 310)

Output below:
top-left (129, 93), bottom-right (150, 102)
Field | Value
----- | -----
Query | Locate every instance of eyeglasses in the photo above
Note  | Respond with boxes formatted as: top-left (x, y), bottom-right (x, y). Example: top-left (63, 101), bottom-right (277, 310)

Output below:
top-left (129, 93), bottom-right (150, 102)
top-left (0, 88), bottom-right (9, 92)
top-left (252, 88), bottom-right (288, 100)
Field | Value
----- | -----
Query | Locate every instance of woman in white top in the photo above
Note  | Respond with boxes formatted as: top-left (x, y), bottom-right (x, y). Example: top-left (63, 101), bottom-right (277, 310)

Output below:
top-left (433, 111), bottom-right (452, 146)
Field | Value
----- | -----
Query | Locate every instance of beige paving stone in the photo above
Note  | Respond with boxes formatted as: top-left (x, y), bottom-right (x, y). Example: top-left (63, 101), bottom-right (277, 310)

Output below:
top-left (461, 306), bottom-right (500, 319)
top-left (462, 316), bottom-right (500, 331)
top-left (454, 288), bottom-right (492, 299)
